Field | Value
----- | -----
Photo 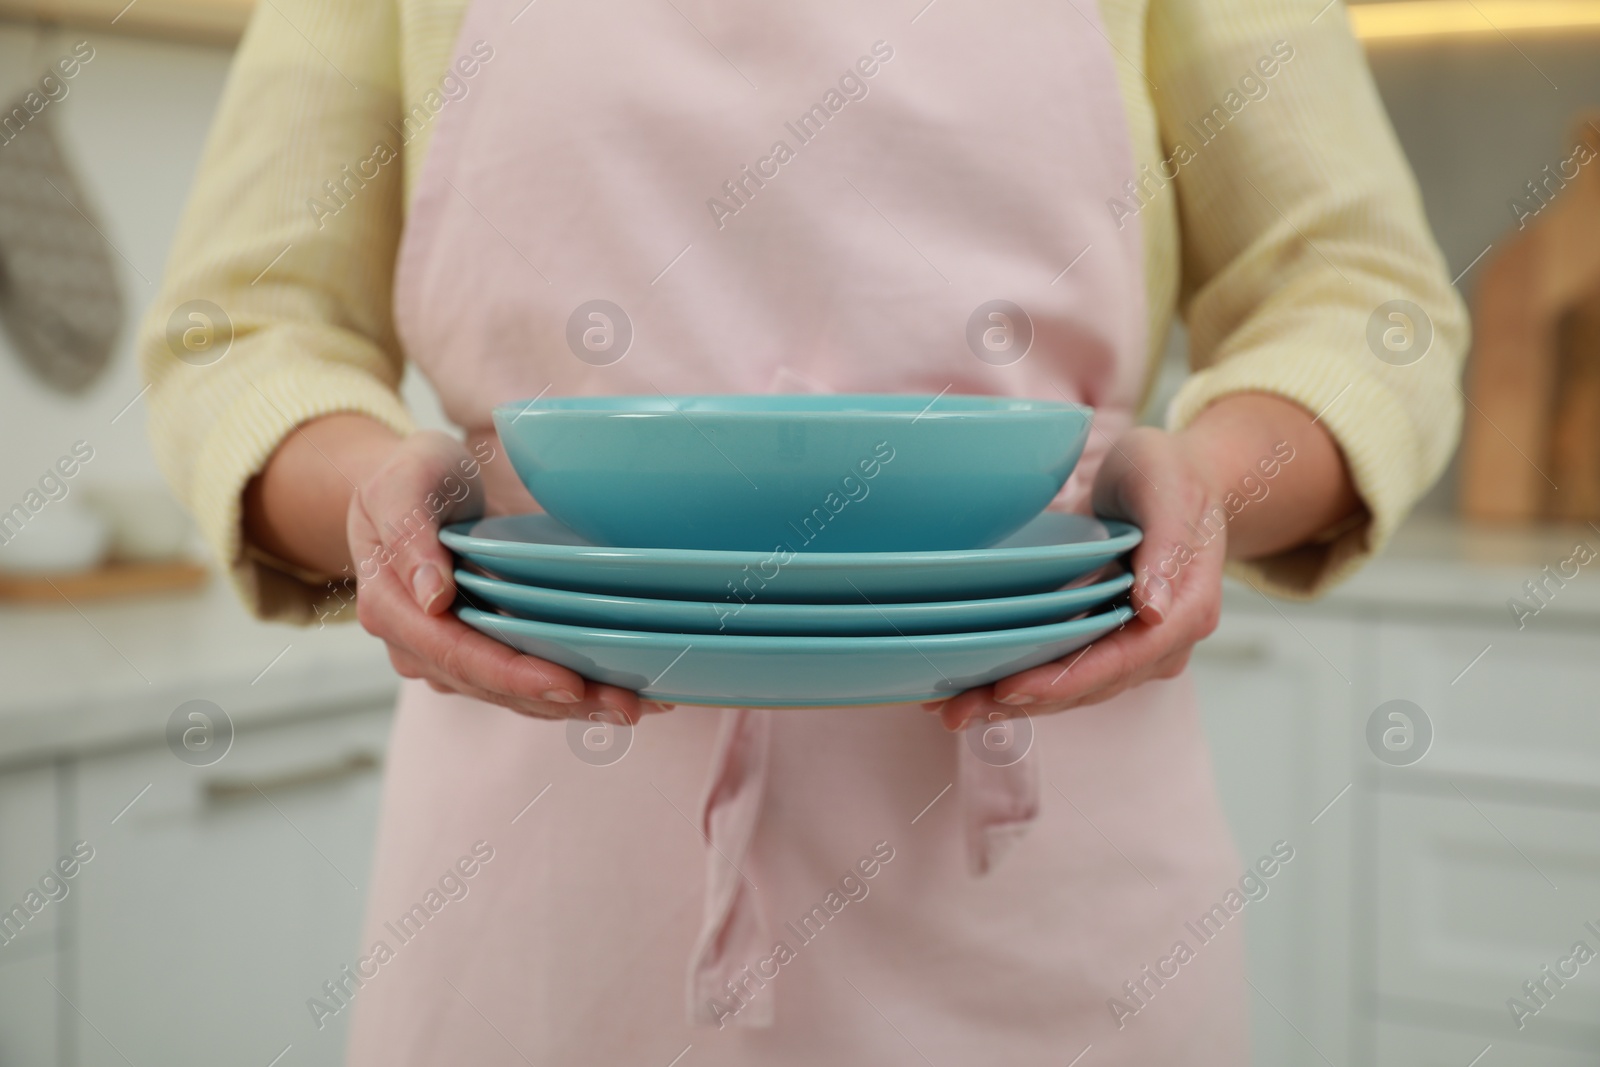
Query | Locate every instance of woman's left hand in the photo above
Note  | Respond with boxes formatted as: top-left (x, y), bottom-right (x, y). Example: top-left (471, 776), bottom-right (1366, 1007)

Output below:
top-left (926, 392), bottom-right (1363, 731)
top-left (926, 425), bottom-right (1226, 730)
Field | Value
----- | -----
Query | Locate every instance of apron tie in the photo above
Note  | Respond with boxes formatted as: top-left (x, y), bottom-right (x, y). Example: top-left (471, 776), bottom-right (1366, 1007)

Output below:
top-left (959, 721), bottom-right (1040, 875)
top-left (685, 708), bottom-right (1039, 1027)
top-left (687, 708), bottom-right (774, 1028)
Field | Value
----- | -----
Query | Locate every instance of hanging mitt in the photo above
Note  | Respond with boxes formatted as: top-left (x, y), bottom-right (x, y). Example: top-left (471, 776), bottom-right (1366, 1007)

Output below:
top-left (0, 95), bottom-right (124, 395)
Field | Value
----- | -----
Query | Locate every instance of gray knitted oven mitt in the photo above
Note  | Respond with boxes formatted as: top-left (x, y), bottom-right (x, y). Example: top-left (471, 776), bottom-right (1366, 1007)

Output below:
top-left (0, 97), bottom-right (123, 394)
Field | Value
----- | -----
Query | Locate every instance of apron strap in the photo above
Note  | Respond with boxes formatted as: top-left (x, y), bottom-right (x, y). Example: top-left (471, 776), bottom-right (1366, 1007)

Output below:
top-left (685, 708), bottom-right (1038, 1026)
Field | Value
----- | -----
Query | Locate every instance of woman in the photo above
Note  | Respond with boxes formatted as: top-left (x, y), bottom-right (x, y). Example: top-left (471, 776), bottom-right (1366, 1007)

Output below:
top-left (142, 0), bottom-right (1464, 1063)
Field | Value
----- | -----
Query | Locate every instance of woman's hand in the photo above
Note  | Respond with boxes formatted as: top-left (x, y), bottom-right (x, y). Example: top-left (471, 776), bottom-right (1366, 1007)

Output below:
top-left (926, 393), bottom-right (1362, 731)
top-left (927, 425), bottom-right (1226, 729)
top-left (246, 415), bottom-right (659, 724)
top-left (350, 430), bottom-right (657, 723)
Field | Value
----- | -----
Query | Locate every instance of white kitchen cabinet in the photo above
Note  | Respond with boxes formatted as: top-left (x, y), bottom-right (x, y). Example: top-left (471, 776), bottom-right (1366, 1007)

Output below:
top-left (69, 705), bottom-right (392, 1067)
top-left (1375, 791), bottom-right (1600, 1042)
top-left (0, 764), bottom-right (62, 1067)
top-left (0, 947), bottom-right (60, 1067)
top-left (1370, 614), bottom-right (1600, 1063)
top-left (1192, 606), bottom-right (1363, 1067)
top-left (1374, 618), bottom-right (1600, 795)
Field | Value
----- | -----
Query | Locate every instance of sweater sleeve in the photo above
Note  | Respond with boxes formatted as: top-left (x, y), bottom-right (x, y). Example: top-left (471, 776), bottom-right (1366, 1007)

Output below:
top-left (139, 0), bottom-right (415, 623)
top-left (1148, 0), bottom-right (1469, 597)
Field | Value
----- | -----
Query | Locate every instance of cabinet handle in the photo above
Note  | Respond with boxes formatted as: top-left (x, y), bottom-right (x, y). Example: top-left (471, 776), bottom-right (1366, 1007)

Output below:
top-left (202, 751), bottom-right (381, 804)
top-left (1193, 639), bottom-right (1272, 664)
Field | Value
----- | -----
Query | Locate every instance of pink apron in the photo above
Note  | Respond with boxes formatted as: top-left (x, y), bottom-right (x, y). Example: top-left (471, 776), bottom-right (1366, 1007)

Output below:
top-left (347, 2), bottom-right (1247, 1063)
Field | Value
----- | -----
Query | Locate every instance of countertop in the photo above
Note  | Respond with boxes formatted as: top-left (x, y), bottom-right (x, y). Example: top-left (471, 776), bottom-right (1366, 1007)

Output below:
top-left (3, 513), bottom-right (1598, 765)
top-left (1281, 513), bottom-right (1600, 621)
top-left (0, 578), bottom-right (395, 768)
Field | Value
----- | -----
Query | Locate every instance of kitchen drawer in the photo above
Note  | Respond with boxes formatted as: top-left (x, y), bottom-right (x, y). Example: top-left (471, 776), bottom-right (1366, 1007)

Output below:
top-left (1376, 792), bottom-right (1600, 1038)
top-left (1193, 610), bottom-right (1360, 1067)
top-left (72, 704), bottom-right (392, 1067)
top-left (1374, 620), bottom-right (1600, 793)
top-left (0, 946), bottom-right (59, 1067)
top-left (0, 763), bottom-right (62, 1066)
top-left (1376, 1021), bottom-right (1597, 1066)
top-left (0, 763), bottom-right (62, 949)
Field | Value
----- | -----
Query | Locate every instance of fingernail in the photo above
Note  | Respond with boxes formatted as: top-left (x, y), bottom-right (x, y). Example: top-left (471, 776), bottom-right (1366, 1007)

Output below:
top-left (995, 692), bottom-right (1035, 706)
top-left (599, 702), bottom-right (634, 724)
top-left (542, 689), bottom-right (581, 704)
top-left (1142, 580), bottom-right (1172, 623)
top-left (921, 701), bottom-right (945, 713)
top-left (411, 563), bottom-right (446, 610)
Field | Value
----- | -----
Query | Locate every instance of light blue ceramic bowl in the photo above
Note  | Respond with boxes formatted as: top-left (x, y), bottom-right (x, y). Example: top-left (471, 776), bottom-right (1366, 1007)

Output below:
top-left (458, 603), bottom-right (1133, 707)
top-left (492, 395), bottom-right (1092, 552)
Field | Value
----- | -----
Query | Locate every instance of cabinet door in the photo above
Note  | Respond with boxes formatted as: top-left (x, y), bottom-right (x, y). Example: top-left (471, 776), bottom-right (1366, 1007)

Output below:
top-left (1191, 606), bottom-right (1362, 1067)
top-left (1375, 791), bottom-right (1600, 1047)
top-left (0, 763), bottom-right (61, 1067)
top-left (1374, 618), bottom-right (1600, 795)
top-left (71, 706), bottom-right (392, 1067)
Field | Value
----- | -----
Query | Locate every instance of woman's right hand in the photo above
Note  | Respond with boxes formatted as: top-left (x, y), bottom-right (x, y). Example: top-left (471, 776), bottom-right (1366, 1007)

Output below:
top-left (346, 429), bottom-right (658, 724)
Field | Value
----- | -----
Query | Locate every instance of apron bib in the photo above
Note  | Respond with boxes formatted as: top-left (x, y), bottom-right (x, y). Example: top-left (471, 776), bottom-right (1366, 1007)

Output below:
top-left (352, 3), bottom-right (1240, 1062)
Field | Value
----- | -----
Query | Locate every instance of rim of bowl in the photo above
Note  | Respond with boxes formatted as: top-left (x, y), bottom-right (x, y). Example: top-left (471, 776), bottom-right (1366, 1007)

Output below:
top-left (493, 394), bottom-right (1093, 421)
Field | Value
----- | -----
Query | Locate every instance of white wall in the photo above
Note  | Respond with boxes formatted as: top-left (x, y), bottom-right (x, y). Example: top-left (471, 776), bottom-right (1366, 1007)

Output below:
top-left (0, 27), bottom-right (233, 502)
top-left (0, 24), bottom-right (448, 527)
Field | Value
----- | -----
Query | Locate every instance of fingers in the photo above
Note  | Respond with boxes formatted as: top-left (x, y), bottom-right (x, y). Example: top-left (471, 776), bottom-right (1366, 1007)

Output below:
top-left (1128, 545), bottom-right (1175, 623)
top-left (1122, 510), bottom-right (1207, 629)
top-left (991, 545), bottom-right (1218, 711)
top-left (991, 616), bottom-right (1143, 707)
top-left (931, 637), bottom-right (1196, 731)
top-left (584, 682), bottom-right (645, 723)
top-left (347, 431), bottom-right (666, 722)
top-left (349, 431), bottom-right (488, 616)
top-left (384, 612), bottom-right (657, 722)
top-left (359, 572), bottom-right (585, 699)
top-left (928, 431), bottom-right (1227, 723)
top-left (929, 686), bottom-right (995, 731)
top-left (1089, 427), bottom-right (1222, 628)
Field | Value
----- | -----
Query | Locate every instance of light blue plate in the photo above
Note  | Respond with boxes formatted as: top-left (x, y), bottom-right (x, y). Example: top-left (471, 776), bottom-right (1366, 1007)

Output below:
top-left (457, 604), bottom-right (1134, 707)
top-left (441, 511), bottom-right (1141, 604)
top-left (493, 394), bottom-right (1092, 552)
top-left (455, 568), bottom-right (1133, 637)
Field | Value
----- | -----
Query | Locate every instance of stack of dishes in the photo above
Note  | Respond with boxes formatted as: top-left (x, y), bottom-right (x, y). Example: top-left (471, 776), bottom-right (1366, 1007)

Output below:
top-left (442, 396), bottom-right (1140, 708)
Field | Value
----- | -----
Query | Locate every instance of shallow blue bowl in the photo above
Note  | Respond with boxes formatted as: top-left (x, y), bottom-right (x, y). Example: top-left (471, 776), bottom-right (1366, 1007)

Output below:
top-left (493, 395), bottom-right (1092, 552)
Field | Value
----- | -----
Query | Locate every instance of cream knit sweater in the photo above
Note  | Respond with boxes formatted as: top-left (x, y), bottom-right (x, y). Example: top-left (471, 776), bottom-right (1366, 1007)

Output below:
top-left (140, 0), bottom-right (1467, 622)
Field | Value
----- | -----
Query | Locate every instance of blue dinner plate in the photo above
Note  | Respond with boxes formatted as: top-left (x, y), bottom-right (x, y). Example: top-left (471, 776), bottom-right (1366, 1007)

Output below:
top-left (455, 568), bottom-right (1134, 636)
top-left (457, 603), bottom-right (1134, 707)
top-left (441, 511), bottom-right (1141, 604)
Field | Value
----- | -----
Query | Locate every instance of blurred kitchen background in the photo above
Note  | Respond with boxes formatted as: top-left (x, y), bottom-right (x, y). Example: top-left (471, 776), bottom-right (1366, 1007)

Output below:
top-left (0, 1), bottom-right (1598, 1064)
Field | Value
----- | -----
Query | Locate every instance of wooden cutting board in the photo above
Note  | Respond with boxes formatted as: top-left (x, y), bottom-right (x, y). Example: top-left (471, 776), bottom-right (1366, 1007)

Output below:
top-left (0, 560), bottom-right (210, 604)
top-left (1460, 114), bottom-right (1600, 522)
top-left (1549, 293), bottom-right (1600, 520)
